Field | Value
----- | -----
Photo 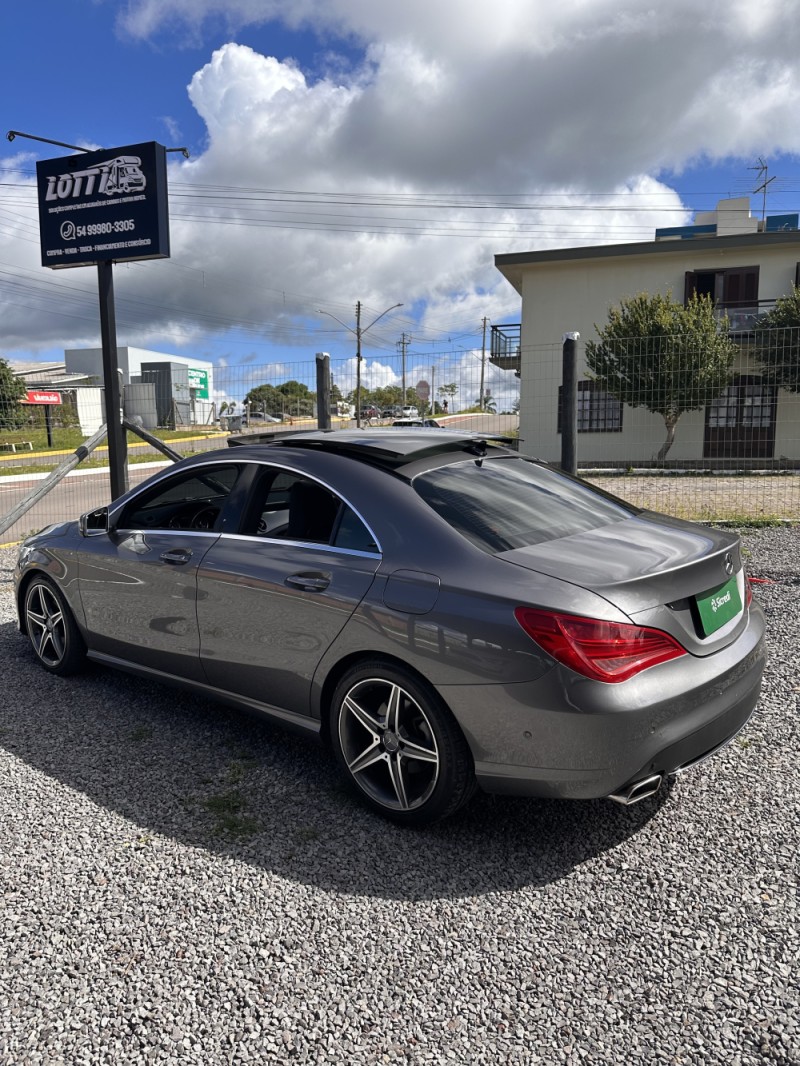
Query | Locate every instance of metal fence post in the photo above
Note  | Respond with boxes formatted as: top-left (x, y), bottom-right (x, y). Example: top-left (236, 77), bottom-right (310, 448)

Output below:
top-left (316, 352), bottom-right (331, 430)
top-left (561, 332), bottom-right (579, 475)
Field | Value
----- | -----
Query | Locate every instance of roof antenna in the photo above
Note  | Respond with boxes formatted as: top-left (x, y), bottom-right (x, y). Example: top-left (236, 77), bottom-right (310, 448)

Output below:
top-left (749, 157), bottom-right (775, 222)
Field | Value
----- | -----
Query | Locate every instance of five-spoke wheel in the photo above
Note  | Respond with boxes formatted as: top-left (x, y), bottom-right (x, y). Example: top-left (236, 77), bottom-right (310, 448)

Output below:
top-left (331, 662), bottom-right (475, 825)
top-left (23, 577), bottom-right (85, 676)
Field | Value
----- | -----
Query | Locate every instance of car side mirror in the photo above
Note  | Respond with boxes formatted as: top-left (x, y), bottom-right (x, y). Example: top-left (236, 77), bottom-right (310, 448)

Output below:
top-left (79, 506), bottom-right (109, 536)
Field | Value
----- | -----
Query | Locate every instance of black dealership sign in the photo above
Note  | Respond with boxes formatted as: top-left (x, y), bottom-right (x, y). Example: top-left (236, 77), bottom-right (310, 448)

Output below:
top-left (36, 141), bottom-right (170, 269)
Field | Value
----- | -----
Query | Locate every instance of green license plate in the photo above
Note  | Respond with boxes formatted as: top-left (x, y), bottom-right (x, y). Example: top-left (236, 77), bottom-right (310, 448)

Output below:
top-left (695, 575), bottom-right (742, 637)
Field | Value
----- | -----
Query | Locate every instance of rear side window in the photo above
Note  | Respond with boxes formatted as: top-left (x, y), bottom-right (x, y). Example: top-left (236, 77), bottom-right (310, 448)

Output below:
top-left (414, 457), bottom-right (636, 551)
top-left (243, 467), bottom-right (378, 552)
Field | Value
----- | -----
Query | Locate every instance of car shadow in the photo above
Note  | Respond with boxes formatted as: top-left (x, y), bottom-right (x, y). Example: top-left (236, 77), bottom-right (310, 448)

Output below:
top-left (0, 618), bottom-right (673, 901)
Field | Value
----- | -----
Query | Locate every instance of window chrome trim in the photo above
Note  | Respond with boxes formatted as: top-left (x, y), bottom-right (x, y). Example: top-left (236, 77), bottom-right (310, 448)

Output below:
top-left (115, 528), bottom-right (224, 538)
top-left (234, 459), bottom-right (383, 555)
top-left (106, 456), bottom-right (383, 555)
top-left (218, 531), bottom-right (381, 560)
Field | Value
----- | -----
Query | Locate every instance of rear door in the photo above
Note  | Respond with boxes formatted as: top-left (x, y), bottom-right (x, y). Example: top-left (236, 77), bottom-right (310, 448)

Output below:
top-left (196, 466), bottom-right (381, 714)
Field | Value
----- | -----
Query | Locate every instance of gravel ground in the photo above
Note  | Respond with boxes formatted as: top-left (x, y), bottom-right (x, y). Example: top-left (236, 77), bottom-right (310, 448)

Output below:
top-left (0, 529), bottom-right (797, 1066)
top-left (585, 476), bottom-right (800, 523)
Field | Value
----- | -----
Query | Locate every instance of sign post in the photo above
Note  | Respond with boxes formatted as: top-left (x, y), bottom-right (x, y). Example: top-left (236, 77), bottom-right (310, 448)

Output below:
top-left (24, 389), bottom-right (63, 449)
top-left (97, 262), bottom-right (127, 498)
top-left (35, 140), bottom-right (171, 498)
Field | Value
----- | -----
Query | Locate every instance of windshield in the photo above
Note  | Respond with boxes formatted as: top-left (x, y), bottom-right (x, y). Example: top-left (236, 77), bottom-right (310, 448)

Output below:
top-left (414, 457), bottom-right (637, 552)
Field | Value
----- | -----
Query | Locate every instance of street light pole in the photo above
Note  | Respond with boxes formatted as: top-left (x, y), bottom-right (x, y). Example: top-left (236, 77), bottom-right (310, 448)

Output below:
top-left (318, 301), bottom-right (403, 428)
top-left (479, 315), bottom-right (488, 411)
top-left (355, 301), bottom-right (363, 426)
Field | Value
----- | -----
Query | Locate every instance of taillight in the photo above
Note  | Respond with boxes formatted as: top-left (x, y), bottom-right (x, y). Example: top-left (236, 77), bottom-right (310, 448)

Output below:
top-left (746, 576), bottom-right (772, 608)
top-left (514, 607), bottom-right (686, 683)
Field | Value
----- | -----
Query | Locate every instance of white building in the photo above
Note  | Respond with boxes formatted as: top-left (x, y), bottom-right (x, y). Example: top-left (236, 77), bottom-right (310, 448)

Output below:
top-left (11, 348), bottom-right (216, 434)
top-left (64, 346), bottom-right (215, 430)
top-left (495, 198), bottom-right (800, 464)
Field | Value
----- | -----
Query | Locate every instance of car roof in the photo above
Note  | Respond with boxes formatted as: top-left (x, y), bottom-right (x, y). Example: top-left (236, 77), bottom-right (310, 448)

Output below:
top-left (226, 427), bottom-right (516, 471)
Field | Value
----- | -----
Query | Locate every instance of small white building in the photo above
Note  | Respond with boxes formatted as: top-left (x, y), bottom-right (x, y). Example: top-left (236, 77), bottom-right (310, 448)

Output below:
top-left (495, 198), bottom-right (800, 464)
top-left (64, 346), bottom-right (215, 430)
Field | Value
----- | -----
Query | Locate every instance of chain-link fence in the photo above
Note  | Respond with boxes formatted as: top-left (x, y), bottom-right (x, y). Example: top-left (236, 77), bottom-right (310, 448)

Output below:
top-left (518, 328), bottom-right (800, 523)
top-left (2, 331), bottom-right (799, 544)
top-left (0, 353), bottom-right (517, 543)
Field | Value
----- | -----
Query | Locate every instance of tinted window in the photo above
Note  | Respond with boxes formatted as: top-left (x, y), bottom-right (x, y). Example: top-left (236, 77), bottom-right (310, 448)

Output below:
top-left (120, 465), bottom-right (242, 531)
top-left (414, 457), bottom-right (636, 551)
top-left (244, 469), bottom-right (376, 551)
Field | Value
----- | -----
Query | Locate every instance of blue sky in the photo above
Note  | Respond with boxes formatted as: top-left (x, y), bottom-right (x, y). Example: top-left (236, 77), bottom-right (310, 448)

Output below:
top-left (3, 0), bottom-right (800, 396)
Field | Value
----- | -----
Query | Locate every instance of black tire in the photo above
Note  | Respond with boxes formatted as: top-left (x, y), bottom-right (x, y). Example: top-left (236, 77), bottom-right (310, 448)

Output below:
top-left (23, 576), bottom-right (86, 676)
top-left (330, 660), bottom-right (476, 826)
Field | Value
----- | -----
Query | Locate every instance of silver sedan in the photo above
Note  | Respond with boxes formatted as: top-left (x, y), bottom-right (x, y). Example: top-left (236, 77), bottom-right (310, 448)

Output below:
top-left (14, 430), bottom-right (765, 825)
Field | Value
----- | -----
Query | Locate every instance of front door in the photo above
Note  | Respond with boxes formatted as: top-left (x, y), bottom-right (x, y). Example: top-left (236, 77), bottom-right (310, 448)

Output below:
top-left (704, 375), bottom-right (777, 460)
top-left (77, 462), bottom-right (246, 679)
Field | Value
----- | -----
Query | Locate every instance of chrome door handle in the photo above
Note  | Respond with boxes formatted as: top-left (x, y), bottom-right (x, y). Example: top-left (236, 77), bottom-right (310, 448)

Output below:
top-left (285, 572), bottom-right (331, 591)
top-left (160, 548), bottom-right (193, 564)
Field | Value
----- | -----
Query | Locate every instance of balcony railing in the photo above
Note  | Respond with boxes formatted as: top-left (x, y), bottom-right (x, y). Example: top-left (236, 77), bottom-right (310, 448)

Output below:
top-left (490, 301), bottom-right (781, 371)
top-left (713, 299), bottom-right (778, 333)
top-left (490, 323), bottom-right (521, 374)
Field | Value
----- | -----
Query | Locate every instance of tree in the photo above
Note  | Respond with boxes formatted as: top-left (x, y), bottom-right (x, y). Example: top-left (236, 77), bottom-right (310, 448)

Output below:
top-left (244, 380), bottom-right (316, 418)
top-left (437, 382), bottom-right (458, 413)
top-left (585, 292), bottom-right (739, 460)
top-left (753, 285), bottom-right (800, 391)
top-left (0, 357), bottom-right (26, 430)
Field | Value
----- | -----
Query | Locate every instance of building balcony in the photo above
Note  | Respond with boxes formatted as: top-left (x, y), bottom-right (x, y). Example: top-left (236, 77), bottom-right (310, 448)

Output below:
top-left (713, 299), bottom-right (778, 333)
top-left (490, 323), bottom-right (521, 374)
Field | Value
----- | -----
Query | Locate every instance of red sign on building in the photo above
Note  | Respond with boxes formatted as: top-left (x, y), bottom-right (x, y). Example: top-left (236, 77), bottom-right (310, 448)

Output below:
top-left (25, 389), bottom-right (63, 405)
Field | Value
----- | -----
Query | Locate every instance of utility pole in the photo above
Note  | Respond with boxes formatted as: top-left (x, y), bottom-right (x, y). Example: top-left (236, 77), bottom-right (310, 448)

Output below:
top-left (397, 333), bottom-right (412, 403)
top-left (479, 316), bottom-right (488, 410)
top-left (318, 301), bottom-right (403, 428)
top-left (354, 300), bottom-right (363, 426)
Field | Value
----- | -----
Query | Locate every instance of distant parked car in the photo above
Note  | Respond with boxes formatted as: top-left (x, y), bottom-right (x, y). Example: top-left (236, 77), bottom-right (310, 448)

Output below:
top-left (401, 405), bottom-right (419, 418)
top-left (240, 413), bottom-right (280, 426)
top-left (392, 418), bottom-right (441, 428)
top-left (381, 405), bottom-right (404, 418)
top-left (359, 406), bottom-right (381, 420)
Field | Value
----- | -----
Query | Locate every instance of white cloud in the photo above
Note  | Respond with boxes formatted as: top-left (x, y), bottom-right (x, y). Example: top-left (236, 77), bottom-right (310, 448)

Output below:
top-left (7, 1), bottom-right (800, 363)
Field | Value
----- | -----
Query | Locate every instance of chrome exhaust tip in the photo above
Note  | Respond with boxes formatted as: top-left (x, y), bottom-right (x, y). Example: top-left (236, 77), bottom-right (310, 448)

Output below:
top-left (607, 773), bottom-right (663, 806)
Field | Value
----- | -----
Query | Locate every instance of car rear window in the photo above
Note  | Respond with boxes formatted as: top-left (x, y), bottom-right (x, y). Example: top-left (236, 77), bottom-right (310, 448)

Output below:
top-left (413, 457), bottom-right (636, 551)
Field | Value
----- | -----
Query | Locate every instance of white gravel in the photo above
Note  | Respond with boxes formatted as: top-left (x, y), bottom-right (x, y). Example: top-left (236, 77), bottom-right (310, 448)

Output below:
top-left (0, 528), bottom-right (797, 1066)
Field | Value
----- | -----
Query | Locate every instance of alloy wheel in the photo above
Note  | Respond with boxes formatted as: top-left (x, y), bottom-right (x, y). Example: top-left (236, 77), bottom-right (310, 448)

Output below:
top-left (25, 582), bottom-right (68, 669)
top-left (338, 677), bottom-right (440, 811)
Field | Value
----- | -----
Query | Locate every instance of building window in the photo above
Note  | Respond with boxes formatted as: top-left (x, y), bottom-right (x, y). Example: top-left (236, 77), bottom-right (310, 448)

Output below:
top-left (558, 381), bottom-right (623, 433)
top-left (684, 266), bottom-right (760, 331)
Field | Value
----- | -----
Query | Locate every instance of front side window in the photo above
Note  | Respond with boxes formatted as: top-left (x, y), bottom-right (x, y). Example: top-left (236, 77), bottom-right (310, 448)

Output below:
top-left (414, 457), bottom-right (636, 552)
top-left (120, 464), bottom-right (242, 531)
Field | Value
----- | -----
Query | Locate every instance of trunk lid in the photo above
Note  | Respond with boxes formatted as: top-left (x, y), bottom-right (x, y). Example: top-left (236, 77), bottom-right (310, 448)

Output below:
top-left (500, 513), bottom-right (746, 655)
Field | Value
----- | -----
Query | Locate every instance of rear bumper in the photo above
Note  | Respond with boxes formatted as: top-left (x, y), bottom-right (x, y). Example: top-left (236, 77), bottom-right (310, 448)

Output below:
top-left (440, 604), bottom-right (766, 800)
